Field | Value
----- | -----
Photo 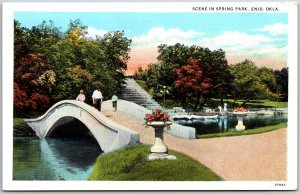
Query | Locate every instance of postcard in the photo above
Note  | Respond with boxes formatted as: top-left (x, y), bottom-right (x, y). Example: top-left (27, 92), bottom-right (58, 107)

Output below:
top-left (2, 1), bottom-right (298, 191)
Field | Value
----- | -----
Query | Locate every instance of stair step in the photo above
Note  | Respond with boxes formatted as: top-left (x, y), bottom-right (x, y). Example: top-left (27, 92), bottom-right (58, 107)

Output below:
top-left (120, 78), bottom-right (163, 110)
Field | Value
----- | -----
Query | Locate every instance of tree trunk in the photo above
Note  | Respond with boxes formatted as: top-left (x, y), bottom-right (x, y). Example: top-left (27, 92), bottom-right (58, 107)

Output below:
top-left (220, 94), bottom-right (224, 106)
top-left (199, 97), bottom-right (208, 111)
top-left (180, 95), bottom-right (186, 107)
top-left (233, 98), bottom-right (237, 109)
top-left (193, 92), bottom-right (201, 111)
top-left (242, 99), bottom-right (249, 107)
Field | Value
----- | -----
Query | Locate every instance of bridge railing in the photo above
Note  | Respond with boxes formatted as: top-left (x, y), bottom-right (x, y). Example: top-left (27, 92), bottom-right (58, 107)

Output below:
top-left (102, 99), bottom-right (196, 139)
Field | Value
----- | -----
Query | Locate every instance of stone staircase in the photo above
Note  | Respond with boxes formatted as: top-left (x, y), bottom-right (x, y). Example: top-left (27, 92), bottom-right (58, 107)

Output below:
top-left (120, 78), bottom-right (163, 110)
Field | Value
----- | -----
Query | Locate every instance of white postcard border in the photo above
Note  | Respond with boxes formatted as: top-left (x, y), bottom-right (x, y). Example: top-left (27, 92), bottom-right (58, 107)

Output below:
top-left (2, 1), bottom-right (298, 191)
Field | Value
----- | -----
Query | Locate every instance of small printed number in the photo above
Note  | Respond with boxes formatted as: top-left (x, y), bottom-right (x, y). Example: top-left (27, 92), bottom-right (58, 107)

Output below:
top-left (275, 183), bottom-right (285, 186)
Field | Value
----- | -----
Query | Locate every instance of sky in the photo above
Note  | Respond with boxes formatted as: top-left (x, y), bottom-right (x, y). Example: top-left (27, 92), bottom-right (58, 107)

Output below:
top-left (15, 12), bottom-right (288, 74)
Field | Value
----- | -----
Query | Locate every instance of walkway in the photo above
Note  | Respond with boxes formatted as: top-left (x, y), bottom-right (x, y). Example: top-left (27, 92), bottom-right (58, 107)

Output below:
top-left (103, 110), bottom-right (287, 181)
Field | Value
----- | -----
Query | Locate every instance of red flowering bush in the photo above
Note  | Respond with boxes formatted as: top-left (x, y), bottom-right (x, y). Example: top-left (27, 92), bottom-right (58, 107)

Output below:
top-left (144, 109), bottom-right (170, 122)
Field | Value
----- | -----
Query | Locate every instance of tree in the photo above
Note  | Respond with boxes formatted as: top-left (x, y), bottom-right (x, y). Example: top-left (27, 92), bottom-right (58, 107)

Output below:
top-left (133, 66), bottom-right (147, 80)
top-left (157, 43), bottom-right (191, 68)
top-left (65, 19), bottom-right (87, 43)
top-left (154, 43), bottom-right (231, 107)
top-left (193, 48), bottom-right (232, 105)
top-left (100, 31), bottom-right (132, 71)
top-left (156, 43), bottom-right (191, 87)
top-left (13, 52), bottom-right (54, 115)
top-left (31, 20), bottom-right (62, 39)
top-left (14, 82), bottom-right (30, 115)
top-left (258, 67), bottom-right (278, 100)
top-left (275, 68), bottom-right (288, 101)
top-left (145, 64), bottom-right (161, 93)
top-left (54, 65), bottom-right (93, 101)
top-left (14, 20), bottom-right (31, 67)
top-left (14, 19), bottom-right (132, 116)
top-left (14, 82), bottom-right (51, 117)
top-left (14, 20), bottom-right (57, 116)
top-left (229, 60), bottom-right (261, 107)
top-left (175, 58), bottom-right (213, 110)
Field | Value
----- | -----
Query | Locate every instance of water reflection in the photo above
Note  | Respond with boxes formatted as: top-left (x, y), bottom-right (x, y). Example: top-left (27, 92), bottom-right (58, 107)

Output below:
top-left (175, 114), bottom-right (287, 135)
top-left (13, 137), bottom-right (102, 180)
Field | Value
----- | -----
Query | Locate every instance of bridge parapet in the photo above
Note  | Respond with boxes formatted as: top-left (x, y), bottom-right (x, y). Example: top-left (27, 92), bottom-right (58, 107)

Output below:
top-left (102, 100), bottom-right (196, 139)
top-left (24, 100), bottom-right (139, 153)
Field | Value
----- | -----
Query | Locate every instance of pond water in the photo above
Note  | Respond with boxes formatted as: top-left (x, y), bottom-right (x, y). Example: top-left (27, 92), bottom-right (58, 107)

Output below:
top-left (175, 114), bottom-right (287, 135)
top-left (13, 137), bottom-right (102, 180)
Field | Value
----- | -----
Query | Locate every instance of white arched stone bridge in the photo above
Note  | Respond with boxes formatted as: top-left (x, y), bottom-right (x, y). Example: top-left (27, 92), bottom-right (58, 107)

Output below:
top-left (24, 100), bottom-right (140, 153)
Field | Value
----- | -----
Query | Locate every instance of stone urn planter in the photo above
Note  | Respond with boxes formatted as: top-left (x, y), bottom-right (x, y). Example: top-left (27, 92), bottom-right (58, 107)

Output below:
top-left (144, 109), bottom-right (177, 160)
top-left (146, 121), bottom-right (176, 160)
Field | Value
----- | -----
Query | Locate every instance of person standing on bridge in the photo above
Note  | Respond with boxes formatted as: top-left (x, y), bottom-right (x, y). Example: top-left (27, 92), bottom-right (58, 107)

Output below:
top-left (76, 90), bottom-right (86, 102)
top-left (111, 93), bottom-right (118, 112)
top-left (92, 87), bottom-right (103, 111)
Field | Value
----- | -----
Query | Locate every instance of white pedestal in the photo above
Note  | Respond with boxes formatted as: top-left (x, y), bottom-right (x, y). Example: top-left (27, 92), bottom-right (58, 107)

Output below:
top-left (147, 121), bottom-right (177, 160)
top-left (147, 153), bottom-right (177, 160)
top-left (150, 137), bottom-right (168, 153)
top-left (236, 120), bottom-right (246, 131)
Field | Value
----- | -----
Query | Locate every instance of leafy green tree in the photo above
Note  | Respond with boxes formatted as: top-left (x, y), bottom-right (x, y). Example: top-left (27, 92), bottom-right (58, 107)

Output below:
top-left (145, 63), bottom-right (161, 93)
top-left (31, 20), bottom-right (62, 39)
top-left (133, 66), bottom-right (147, 80)
top-left (14, 19), bottom-right (132, 116)
top-left (14, 20), bottom-right (31, 64)
top-left (97, 31), bottom-right (132, 90)
top-left (54, 65), bottom-right (94, 101)
top-left (157, 43), bottom-right (191, 68)
top-left (14, 20), bottom-right (55, 116)
top-left (65, 19), bottom-right (87, 43)
top-left (157, 43), bottom-right (190, 87)
top-left (195, 48), bottom-right (232, 106)
top-left (154, 43), bottom-right (231, 108)
top-left (100, 31), bottom-right (132, 70)
top-left (275, 68), bottom-right (288, 101)
top-left (258, 67), bottom-right (278, 100)
top-left (229, 60), bottom-right (261, 107)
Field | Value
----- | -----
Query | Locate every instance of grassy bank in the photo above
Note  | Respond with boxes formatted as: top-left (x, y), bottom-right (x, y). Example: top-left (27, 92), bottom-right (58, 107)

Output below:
top-left (157, 98), bottom-right (288, 110)
top-left (134, 79), bottom-right (288, 109)
top-left (207, 99), bottom-right (288, 109)
top-left (135, 80), bottom-right (148, 91)
top-left (13, 118), bottom-right (35, 137)
top-left (89, 144), bottom-right (222, 181)
top-left (197, 122), bottom-right (287, 139)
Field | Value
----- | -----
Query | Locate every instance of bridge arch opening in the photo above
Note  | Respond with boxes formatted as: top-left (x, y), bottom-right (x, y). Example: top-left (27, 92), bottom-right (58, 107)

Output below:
top-left (46, 116), bottom-right (101, 150)
top-left (42, 116), bottom-right (103, 169)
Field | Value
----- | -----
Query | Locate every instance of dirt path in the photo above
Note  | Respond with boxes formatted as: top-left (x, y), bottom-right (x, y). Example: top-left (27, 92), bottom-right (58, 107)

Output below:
top-left (103, 110), bottom-right (287, 181)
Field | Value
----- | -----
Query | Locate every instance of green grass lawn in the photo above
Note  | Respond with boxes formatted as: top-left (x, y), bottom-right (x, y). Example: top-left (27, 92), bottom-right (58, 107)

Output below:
top-left (208, 99), bottom-right (288, 109)
top-left (197, 122), bottom-right (287, 139)
top-left (156, 98), bottom-right (288, 110)
top-left (134, 79), bottom-right (287, 109)
top-left (89, 144), bottom-right (222, 181)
